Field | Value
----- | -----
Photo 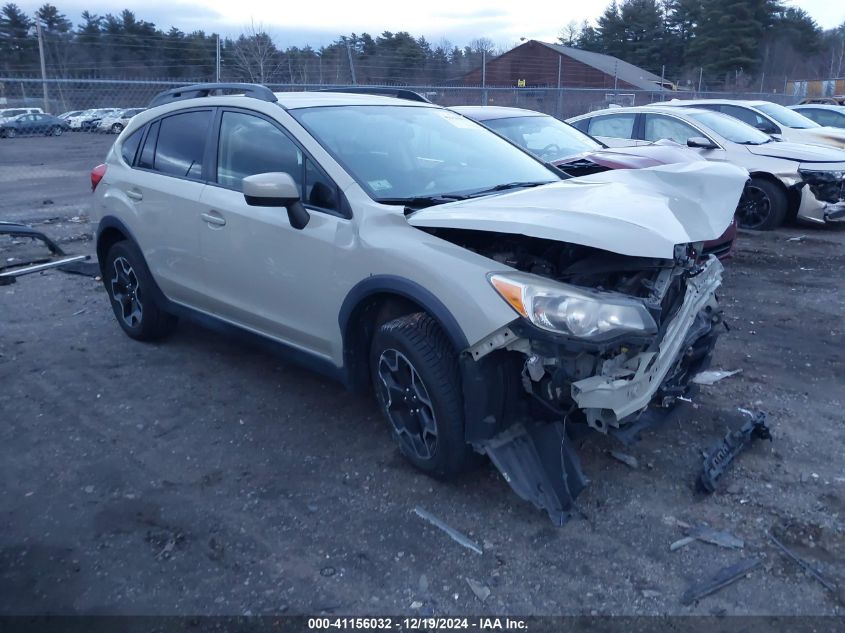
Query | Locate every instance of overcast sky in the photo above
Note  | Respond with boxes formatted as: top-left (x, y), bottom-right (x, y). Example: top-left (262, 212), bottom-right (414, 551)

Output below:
top-left (17, 0), bottom-right (845, 48)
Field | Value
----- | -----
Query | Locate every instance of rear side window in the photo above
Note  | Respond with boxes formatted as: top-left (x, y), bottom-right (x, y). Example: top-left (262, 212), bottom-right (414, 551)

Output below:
top-left (121, 128), bottom-right (144, 165)
top-left (152, 110), bottom-right (212, 179)
top-left (588, 114), bottom-right (636, 139)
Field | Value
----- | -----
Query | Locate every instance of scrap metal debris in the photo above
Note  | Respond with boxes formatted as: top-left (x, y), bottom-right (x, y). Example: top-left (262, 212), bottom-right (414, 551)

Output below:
top-left (769, 531), bottom-right (838, 595)
top-left (465, 577), bottom-right (491, 603)
top-left (413, 507), bottom-right (482, 555)
top-left (680, 555), bottom-right (763, 605)
top-left (671, 526), bottom-right (744, 551)
top-left (608, 450), bottom-right (639, 469)
top-left (691, 369), bottom-right (742, 385)
top-left (691, 526), bottom-right (744, 549)
top-left (698, 411), bottom-right (772, 493)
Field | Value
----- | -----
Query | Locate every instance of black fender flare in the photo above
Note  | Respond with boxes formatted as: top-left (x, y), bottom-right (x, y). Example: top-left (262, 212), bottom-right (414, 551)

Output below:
top-left (338, 274), bottom-right (470, 356)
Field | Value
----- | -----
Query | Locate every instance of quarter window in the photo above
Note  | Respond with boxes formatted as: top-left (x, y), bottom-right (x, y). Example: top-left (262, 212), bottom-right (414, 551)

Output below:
top-left (121, 127), bottom-right (144, 165)
top-left (151, 110), bottom-right (212, 179)
top-left (643, 114), bottom-right (700, 144)
top-left (588, 114), bottom-right (636, 139)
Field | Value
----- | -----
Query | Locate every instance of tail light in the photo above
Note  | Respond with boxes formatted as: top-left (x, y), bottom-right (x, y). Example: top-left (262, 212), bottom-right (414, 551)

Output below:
top-left (91, 163), bottom-right (107, 192)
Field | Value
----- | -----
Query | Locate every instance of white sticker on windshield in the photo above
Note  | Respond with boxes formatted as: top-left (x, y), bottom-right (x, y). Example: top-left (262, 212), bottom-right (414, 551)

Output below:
top-left (368, 179), bottom-right (392, 192)
top-left (436, 110), bottom-right (476, 128)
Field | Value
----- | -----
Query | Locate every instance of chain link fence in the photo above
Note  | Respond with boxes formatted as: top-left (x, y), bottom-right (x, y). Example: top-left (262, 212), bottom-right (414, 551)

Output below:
top-left (1, 77), bottom-right (801, 120)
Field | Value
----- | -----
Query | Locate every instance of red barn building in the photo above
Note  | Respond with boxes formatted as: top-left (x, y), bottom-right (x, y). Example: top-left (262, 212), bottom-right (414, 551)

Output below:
top-left (463, 40), bottom-right (671, 91)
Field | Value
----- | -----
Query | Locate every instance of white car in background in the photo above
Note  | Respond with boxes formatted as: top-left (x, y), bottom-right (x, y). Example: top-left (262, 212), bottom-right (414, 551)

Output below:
top-left (58, 110), bottom-right (84, 120)
top-left (789, 104), bottom-right (845, 130)
top-left (67, 109), bottom-right (97, 130)
top-left (97, 108), bottom-right (145, 134)
top-left (568, 105), bottom-right (845, 229)
top-left (664, 99), bottom-right (845, 149)
top-left (0, 107), bottom-right (44, 125)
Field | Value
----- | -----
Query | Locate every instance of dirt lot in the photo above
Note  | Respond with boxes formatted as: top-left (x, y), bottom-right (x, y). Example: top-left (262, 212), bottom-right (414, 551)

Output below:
top-left (1, 134), bottom-right (844, 617)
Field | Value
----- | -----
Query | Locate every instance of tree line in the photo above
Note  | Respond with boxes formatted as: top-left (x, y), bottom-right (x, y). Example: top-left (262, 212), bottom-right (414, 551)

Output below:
top-left (0, 3), bottom-right (499, 84)
top-left (560, 0), bottom-right (844, 90)
top-left (1, 1), bottom-right (843, 89)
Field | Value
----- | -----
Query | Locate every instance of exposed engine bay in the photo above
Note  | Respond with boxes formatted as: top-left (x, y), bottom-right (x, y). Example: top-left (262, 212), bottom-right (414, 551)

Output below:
top-left (423, 227), bottom-right (725, 524)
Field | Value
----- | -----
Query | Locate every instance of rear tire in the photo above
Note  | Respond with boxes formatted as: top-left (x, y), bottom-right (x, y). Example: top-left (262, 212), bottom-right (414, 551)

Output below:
top-left (370, 312), bottom-right (476, 479)
top-left (103, 241), bottom-right (176, 341)
top-left (6, 128), bottom-right (16, 139)
top-left (111, 123), bottom-right (124, 134)
top-left (736, 178), bottom-right (787, 230)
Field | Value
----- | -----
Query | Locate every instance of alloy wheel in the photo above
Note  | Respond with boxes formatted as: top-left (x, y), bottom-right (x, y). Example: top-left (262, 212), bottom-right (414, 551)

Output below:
top-left (110, 256), bottom-right (143, 328)
top-left (737, 185), bottom-right (772, 229)
top-left (376, 348), bottom-right (438, 460)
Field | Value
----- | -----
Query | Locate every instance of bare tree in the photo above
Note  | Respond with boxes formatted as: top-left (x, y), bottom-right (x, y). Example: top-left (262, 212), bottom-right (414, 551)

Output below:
top-left (229, 21), bottom-right (282, 83)
top-left (558, 20), bottom-right (581, 47)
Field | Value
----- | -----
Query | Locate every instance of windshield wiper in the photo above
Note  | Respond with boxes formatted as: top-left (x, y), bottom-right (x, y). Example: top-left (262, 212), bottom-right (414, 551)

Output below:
top-left (376, 194), bottom-right (467, 209)
top-left (466, 181), bottom-right (554, 198)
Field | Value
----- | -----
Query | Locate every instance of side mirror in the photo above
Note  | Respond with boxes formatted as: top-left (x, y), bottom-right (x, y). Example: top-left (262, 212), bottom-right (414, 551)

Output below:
top-left (687, 136), bottom-right (718, 150)
top-left (243, 172), bottom-right (310, 230)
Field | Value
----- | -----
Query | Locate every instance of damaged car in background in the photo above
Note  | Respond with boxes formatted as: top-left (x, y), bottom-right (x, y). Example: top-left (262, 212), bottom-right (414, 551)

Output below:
top-left (91, 85), bottom-right (748, 524)
top-left (569, 105), bottom-right (845, 229)
top-left (452, 105), bottom-right (736, 259)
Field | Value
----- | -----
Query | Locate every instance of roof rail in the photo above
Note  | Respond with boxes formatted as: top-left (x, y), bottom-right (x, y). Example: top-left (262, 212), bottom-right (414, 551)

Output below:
top-left (148, 83), bottom-right (278, 108)
top-left (316, 87), bottom-right (431, 103)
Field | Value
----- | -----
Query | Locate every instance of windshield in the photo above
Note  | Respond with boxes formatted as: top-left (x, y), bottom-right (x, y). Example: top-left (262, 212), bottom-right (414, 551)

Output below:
top-left (686, 110), bottom-right (772, 144)
top-left (291, 105), bottom-right (557, 201)
top-left (483, 115), bottom-right (601, 161)
top-left (755, 102), bottom-right (820, 129)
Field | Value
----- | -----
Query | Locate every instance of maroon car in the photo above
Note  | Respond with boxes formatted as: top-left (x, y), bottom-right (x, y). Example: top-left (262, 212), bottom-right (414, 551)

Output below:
top-left (453, 106), bottom-right (737, 260)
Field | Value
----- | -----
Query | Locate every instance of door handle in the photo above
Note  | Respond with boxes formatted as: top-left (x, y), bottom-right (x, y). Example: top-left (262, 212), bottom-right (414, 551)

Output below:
top-left (200, 211), bottom-right (226, 226)
top-left (126, 189), bottom-right (143, 201)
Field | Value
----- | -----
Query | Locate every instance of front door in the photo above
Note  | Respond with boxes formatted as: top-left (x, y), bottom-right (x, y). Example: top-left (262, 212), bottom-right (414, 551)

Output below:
top-left (197, 109), bottom-right (350, 358)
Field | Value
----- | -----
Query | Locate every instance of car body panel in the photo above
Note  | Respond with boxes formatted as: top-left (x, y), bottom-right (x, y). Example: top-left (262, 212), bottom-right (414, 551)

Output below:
top-left (408, 161), bottom-right (746, 259)
top-left (662, 99), bottom-right (845, 149)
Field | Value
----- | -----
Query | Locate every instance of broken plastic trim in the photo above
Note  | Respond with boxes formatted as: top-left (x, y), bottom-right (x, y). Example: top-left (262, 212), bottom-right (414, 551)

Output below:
top-left (480, 420), bottom-right (588, 526)
top-left (698, 411), bottom-right (772, 493)
top-left (0, 221), bottom-right (90, 285)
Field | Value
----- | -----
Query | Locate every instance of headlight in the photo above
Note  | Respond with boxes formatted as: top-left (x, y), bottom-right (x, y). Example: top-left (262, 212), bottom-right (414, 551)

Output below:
top-left (489, 272), bottom-right (657, 340)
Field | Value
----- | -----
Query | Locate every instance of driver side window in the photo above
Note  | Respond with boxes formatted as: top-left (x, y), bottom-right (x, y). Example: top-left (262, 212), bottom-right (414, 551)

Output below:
top-left (643, 114), bottom-right (700, 144)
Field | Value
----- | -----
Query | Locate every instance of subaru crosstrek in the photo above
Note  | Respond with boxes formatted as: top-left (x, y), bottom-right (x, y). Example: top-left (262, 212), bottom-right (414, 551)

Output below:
top-left (91, 84), bottom-right (747, 523)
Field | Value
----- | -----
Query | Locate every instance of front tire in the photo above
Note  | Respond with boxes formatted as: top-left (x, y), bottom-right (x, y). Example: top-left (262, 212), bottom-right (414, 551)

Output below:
top-left (736, 178), bottom-right (787, 230)
top-left (103, 241), bottom-right (176, 341)
top-left (52, 126), bottom-right (63, 136)
top-left (370, 312), bottom-right (475, 479)
top-left (111, 123), bottom-right (124, 134)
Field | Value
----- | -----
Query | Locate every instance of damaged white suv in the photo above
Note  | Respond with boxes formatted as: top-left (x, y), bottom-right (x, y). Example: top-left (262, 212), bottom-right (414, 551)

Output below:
top-left (91, 84), bottom-right (747, 524)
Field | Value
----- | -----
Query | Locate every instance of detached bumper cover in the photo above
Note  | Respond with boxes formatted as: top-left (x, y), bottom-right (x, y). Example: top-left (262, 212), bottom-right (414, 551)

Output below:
top-left (570, 257), bottom-right (723, 423)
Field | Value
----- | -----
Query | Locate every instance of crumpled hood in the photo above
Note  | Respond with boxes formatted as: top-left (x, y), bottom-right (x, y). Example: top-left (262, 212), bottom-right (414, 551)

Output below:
top-left (745, 141), bottom-right (845, 163)
top-left (408, 161), bottom-right (747, 259)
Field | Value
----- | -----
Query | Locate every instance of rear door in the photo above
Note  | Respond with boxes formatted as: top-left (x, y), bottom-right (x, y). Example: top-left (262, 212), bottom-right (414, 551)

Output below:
top-left (111, 108), bottom-right (213, 306)
top-left (197, 108), bottom-right (349, 355)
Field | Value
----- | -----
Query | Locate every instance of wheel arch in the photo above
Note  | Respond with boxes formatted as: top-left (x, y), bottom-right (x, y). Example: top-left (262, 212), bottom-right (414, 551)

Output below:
top-left (338, 276), bottom-right (470, 392)
top-left (748, 171), bottom-right (797, 217)
top-left (96, 216), bottom-right (138, 276)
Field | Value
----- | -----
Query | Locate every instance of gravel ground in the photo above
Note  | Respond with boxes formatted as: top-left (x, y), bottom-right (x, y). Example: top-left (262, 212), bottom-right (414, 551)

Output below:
top-left (1, 134), bottom-right (844, 617)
